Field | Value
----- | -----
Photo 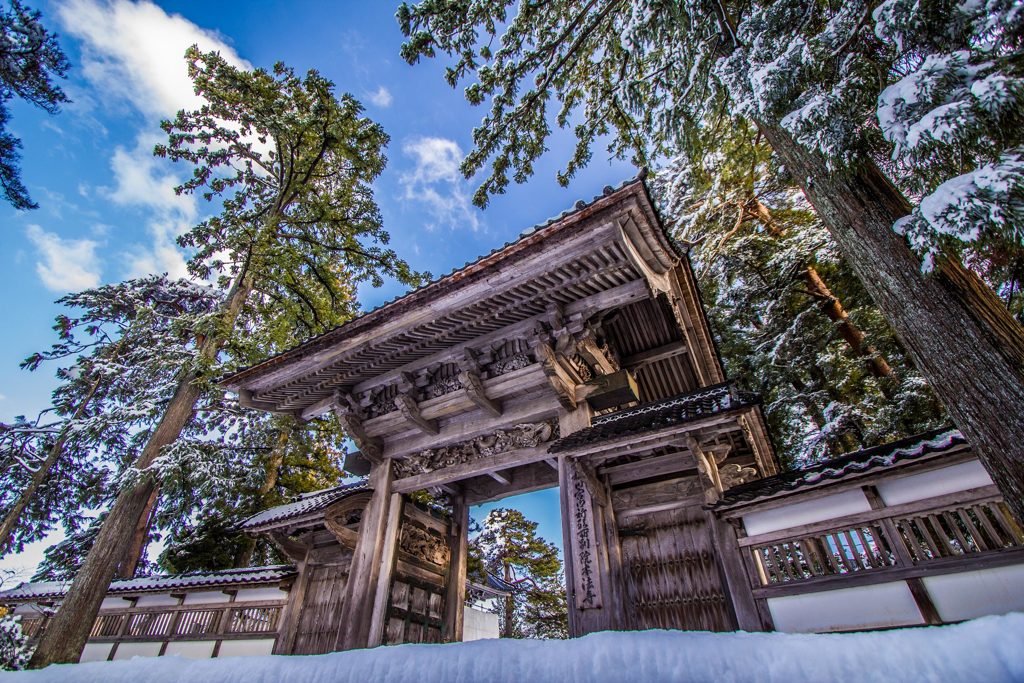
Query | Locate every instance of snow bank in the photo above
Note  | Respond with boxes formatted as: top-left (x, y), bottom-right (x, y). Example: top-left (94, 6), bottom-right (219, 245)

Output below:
top-left (5, 613), bottom-right (1024, 683)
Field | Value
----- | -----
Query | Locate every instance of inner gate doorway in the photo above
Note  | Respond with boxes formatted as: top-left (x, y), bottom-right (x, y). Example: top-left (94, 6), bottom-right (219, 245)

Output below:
top-left (224, 176), bottom-right (778, 651)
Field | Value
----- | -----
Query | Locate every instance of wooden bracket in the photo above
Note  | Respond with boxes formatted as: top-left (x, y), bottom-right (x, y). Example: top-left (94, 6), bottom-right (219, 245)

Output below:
top-left (394, 393), bottom-right (438, 435)
top-left (334, 390), bottom-right (383, 463)
top-left (458, 369), bottom-right (502, 417)
top-left (268, 531), bottom-right (308, 562)
top-left (575, 324), bottom-right (619, 375)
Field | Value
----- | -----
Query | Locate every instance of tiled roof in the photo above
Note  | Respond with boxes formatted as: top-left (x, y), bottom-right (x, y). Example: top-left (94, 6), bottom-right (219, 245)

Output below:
top-left (0, 565), bottom-right (295, 601)
top-left (549, 382), bottom-right (759, 454)
top-left (239, 480), bottom-right (369, 531)
top-left (221, 173), bottom-right (665, 389)
top-left (714, 428), bottom-right (966, 509)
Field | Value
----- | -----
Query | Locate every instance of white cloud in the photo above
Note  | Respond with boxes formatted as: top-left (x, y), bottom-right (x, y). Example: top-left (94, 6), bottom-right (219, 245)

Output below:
top-left (366, 85), bottom-right (393, 108)
top-left (400, 137), bottom-right (482, 232)
top-left (56, 1), bottom-right (252, 281)
top-left (57, 0), bottom-right (251, 121)
top-left (26, 225), bottom-right (103, 292)
top-left (106, 134), bottom-right (197, 221)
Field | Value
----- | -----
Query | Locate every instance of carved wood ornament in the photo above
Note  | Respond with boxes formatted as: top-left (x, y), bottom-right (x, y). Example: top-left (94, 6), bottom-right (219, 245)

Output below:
top-left (393, 420), bottom-right (558, 478)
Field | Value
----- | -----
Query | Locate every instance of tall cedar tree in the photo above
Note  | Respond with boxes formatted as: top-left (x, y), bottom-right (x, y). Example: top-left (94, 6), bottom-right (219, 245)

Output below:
top-left (397, 0), bottom-right (1024, 521)
top-left (649, 119), bottom-right (946, 466)
top-left (28, 48), bottom-right (423, 667)
top-left (0, 0), bottom-right (68, 210)
top-left (470, 508), bottom-right (567, 639)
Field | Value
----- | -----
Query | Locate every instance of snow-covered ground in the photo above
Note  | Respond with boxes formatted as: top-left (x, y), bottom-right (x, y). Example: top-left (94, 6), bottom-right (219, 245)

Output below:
top-left (4, 613), bottom-right (1023, 683)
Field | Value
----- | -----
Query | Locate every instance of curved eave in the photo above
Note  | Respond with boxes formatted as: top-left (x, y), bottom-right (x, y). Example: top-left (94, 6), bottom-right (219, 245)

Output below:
top-left (221, 177), bottom-right (657, 394)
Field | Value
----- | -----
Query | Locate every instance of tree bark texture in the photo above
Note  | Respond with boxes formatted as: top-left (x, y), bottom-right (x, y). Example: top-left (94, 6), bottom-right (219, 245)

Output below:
top-left (28, 274), bottom-right (255, 668)
top-left (116, 487), bottom-right (160, 580)
top-left (752, 199), bottom-right (894, 379)
top-left (759, 121), bottom-right (1024, 523)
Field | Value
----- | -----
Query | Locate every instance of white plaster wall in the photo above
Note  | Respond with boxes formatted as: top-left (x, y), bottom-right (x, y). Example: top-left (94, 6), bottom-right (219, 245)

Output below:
top-left (235, 587), bottom-right (289, 602)
top-left (876, 460), bottom-right (993, 506)
top-left (743, 489), bottom-right (872, 537)
top-left (112, 641), bottom-right (163, 660)
top-left (923, 564), bottom-right (1024, 622)
top-left (134, 593), bottom-right (180, 608)
top-left (463, 606), bottom-right (500, 641)
top-left (183, 591), bottom-right (231, 605)
top-left (217, 638), bottom-right (276, 657)
top-left (79, 643), bottom-right (113, 663)
top-left (164, 640), bottom-right (217, 659)
top-left (767, 582), bottom-right (924, 633)
top-left (12, 604), bottom-right (44, 616)
top-left (101, 597), bottom-right (133, 610)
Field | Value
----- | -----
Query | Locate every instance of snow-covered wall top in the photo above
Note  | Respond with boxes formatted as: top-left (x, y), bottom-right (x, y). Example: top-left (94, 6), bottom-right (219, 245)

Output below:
top-left (0, 565), bottom-right (295, 601)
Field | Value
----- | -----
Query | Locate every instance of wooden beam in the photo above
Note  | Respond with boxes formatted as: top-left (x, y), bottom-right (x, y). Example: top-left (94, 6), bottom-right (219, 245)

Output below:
top-left (464, 461), bottom-right (560, 505)
top-left (488, 470), bottom-right (511, 486)
top-left (621, 341), bottom-right (688, 369)
top-left (391, 444), bottom-right (554, 494)
top-left (544, 458), bottom-right (559, 470)
top-left (459, 370), bottom-right (502, 417)
top-left (598, 450), bottom-right (696, 486)
top-left (394, 393), bottom-right (439, 435)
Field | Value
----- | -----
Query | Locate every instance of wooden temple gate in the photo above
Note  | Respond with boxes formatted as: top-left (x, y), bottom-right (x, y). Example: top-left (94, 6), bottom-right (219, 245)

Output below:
top-left (223, 176), bottom-right (778, 650)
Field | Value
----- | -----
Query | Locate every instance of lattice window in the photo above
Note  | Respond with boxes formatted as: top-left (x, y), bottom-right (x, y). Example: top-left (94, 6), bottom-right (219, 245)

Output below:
top-left (752, 524), bottom-right (898, 584)
top-left (174, 608), bottom-right (221, 636)
top-left (90, 613), bottom-right (125, 637)
top-left (125, 611), bottom-right (173, 637)
top-left (228, 606), bottom-right (281, 634)
top-left (894, 501), bottom-right (1024, 562)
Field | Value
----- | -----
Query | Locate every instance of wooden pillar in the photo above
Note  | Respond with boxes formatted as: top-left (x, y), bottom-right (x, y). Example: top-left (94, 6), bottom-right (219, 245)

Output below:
top-left (706, 511), bottom-right (769, 631)
top-left (444, 487), bottom-right (469, 642)
top-left (271, 535), bottom-right (312, 654)
top-left (335, 460), bottom-right (400, 651)
top-left (559, 455), bottom-right (619, 636)
top-left (366, 492), bottom-right (404, 647)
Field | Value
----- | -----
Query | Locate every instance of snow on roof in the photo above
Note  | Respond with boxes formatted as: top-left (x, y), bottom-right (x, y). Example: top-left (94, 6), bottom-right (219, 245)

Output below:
top-left (549, 382), bottom-right (759, 453)
top-left (0, 565), bottom-right (296, 601)
top-left (7, 612), bottom-right (1023, 682)
top-left (715, 428), bottom-right (967, 508)
top-left (238, 480), bottom-right (369, 531)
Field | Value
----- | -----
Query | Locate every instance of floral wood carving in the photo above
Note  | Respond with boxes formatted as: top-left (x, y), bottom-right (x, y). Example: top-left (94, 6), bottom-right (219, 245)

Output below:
top-left (393, 420), bottom-right (558, 478)
top-left (399, 524), bottom-right (450, 567)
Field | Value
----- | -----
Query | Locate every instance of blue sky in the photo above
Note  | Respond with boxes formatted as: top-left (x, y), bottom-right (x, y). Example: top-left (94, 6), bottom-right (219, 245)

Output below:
top-left (0, 0), bottom-right (634, 575)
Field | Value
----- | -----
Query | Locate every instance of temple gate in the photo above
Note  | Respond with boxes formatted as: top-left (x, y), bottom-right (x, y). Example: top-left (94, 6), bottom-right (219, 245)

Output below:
top-left (221, 175), bottom-right (779, 648)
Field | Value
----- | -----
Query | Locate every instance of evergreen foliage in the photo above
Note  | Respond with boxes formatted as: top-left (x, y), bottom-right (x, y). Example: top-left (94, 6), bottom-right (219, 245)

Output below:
top-left (1, 276), bottom-right (220, 557)
top-left (650, 120), bottom-right (945, 466)
top-left (0, 0), bottom-right (68, 210)
top-left (470, 508), bottom-right (567, 639)
top-left (29, 49), bottom-right (425, 667)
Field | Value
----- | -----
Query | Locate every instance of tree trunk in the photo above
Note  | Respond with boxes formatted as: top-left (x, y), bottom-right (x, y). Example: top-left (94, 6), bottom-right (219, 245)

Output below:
top-left (751, 199), bottom-right (894, 380)
top-left (0, 370), bottom-right (106, 556)
top-left (802, 266), bottom-right (894, 379)
top-left (234, 422), bottom-right (293, 568)
top-left (116, 487), bottom-right (160, 580)
top-left (503, 560), bottom-right (514, 638)
top-left (758, 120), bottom-right (1024, 523)
top-left (28, 274), bottom-right (255, 668)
